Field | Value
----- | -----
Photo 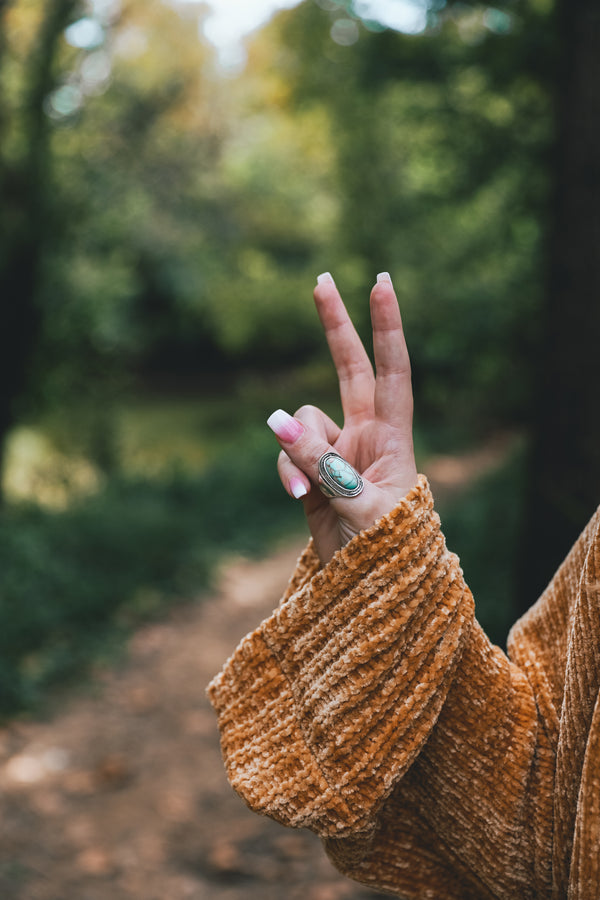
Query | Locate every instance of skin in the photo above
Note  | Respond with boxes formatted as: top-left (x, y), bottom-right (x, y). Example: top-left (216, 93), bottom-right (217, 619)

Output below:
top-left (269, 273), bottom-right (418, 566)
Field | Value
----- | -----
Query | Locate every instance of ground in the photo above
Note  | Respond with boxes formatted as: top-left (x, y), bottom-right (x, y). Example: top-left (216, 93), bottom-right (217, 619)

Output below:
top-left (0, 538), bottom-right (380, 900)
top-left (0, 439), bottom-right (513, 899)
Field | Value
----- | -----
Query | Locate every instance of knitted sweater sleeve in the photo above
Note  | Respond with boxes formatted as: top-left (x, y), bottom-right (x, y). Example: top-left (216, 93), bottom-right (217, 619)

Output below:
top-left (207, 476), bottom-right (541, 899)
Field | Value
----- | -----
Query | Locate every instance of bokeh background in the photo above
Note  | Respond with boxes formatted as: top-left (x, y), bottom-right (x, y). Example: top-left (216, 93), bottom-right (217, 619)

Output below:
top-left (0, 0), bottom-right (599, 895)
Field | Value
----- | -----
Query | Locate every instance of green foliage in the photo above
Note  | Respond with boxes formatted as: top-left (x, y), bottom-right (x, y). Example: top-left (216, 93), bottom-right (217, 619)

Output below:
top-left (1, 0), bottom-right (557, 449)
top-left (0, 0), bottom-right (561, 718)
top-left (0, 428), bottom-right (304, 717)
top-left (268, 0), bottom-right (553, 434)
top-left (436, 445), bottom-right (527, 647)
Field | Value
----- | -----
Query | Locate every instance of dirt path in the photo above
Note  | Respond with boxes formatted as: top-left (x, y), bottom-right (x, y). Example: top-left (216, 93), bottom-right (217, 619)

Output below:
top-left (0, 538), bottom-right (379, 900)
top-left (0, 439), bottom-right (515, 899)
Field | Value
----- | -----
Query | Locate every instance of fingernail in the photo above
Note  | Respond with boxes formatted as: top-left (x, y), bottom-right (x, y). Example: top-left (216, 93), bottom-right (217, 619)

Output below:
top-left (267, 409), bottom-right (305, 443)
top-left (290, 477), bottom-right (308, 499)
top-left (317, 272), bottom-right (335, 285)
top-left (376, 272), bottom-right (392, 283)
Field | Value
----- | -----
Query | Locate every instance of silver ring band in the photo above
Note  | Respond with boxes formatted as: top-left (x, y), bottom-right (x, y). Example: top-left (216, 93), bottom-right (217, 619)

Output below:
top-left (318, 452), bottom-right (364, 499)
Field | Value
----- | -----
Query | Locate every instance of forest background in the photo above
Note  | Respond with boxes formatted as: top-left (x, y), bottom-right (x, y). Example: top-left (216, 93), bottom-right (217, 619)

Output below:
top-left (0, 0), bottom-right (598, 717)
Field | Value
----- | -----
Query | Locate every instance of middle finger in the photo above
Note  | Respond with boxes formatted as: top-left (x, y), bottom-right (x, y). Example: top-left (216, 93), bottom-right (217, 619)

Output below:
top-left (313, 274), bottom-right (375, 422)
top-left (370, 274), bottom-right (413, 428)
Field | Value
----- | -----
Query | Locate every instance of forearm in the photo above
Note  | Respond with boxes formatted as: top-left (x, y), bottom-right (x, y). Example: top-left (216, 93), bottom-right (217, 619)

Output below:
top-left (322, 623), bottom-right (542, 900)
top-left (208, 476), bottom-right (474, 835)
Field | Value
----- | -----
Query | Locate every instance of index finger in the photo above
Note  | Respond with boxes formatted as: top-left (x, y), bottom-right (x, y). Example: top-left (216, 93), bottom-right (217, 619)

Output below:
top-left (314, 273), bottom-right (375, 422)
top-left (371, 274), bottom-right (413, 427)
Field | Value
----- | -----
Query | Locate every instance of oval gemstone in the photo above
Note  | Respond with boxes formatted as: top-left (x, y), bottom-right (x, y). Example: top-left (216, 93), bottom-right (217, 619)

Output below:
top-left (325, 456), bottom-right (360, 491)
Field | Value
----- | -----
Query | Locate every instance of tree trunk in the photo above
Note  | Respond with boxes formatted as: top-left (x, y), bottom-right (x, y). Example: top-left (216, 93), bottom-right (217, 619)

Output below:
top-left (0, 0), bottom-right (80, 499)
top-left (516, 0), bottom-right (600, 611)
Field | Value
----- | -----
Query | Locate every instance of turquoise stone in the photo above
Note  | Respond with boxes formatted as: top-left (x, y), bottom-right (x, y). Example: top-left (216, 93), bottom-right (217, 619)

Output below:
top-left (325, 456), bottom-right (360, 491)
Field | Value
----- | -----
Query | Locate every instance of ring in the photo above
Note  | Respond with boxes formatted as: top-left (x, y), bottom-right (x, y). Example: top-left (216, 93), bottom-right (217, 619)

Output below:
top-left (318, 452), bottom-right (364, 499)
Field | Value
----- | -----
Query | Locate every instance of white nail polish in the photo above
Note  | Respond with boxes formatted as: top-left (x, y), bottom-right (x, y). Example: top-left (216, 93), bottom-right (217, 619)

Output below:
top-left (267, 409), bottom-right (304, 443)
top-left (317, 272), bottom-right (335, 285)
top-left (377, 272), bottom-right (392, 284)
top-left (290, 477), bottom-right (308, 499)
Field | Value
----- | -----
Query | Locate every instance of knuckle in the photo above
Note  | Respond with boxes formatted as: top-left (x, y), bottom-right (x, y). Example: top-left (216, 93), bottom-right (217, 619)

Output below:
top-left (294, 404), bottom-right (319, 421)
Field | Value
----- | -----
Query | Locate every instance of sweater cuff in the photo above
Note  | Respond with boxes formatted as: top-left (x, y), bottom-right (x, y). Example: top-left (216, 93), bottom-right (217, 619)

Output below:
top-left (208, 475), bottom-right (474, 836)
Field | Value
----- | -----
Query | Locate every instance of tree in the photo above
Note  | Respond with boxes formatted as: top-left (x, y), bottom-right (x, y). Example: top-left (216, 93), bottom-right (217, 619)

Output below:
top-left (0, 0), bottom-right (230, 471)
top-left (516, 0), bottom-right (600, 608)
top-left (0, 0), bottom-right (81, 496)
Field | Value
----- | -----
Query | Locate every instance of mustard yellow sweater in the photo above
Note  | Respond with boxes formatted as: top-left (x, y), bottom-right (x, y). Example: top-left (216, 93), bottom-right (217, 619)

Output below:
top-left (208, 476), bottom-right (600, 899)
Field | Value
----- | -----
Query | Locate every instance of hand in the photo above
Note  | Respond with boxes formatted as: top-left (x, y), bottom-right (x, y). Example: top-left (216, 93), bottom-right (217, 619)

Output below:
top-left (267, 272), bottom-right (418, 566)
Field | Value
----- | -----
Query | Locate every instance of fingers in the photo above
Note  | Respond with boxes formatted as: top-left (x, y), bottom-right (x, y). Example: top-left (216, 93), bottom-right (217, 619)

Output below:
top-left (273, 405), bottom-right (339, 499)
top-left (370, 273), bottom-right (413, 428)
top-left (313, 273), bottom-right (375, 422)
top-left (294, 403), bottom-right (342, 447)
top-left (270, 406), bottom-right (341, 499)
top-left (314, 272), bottom-right (412, 431)
top-left (267, 406), bottom-right (368, 509)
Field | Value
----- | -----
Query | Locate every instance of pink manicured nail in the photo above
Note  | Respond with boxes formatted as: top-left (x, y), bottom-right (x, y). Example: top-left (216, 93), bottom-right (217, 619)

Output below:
top-left (317, 272), bottom-right (335, 285)
top-left (376, 272), bottom-right (392, 284)
top-left (267, 409), bottom-right (305, 443)
top-left (289, 477), bottom-right (308, 499)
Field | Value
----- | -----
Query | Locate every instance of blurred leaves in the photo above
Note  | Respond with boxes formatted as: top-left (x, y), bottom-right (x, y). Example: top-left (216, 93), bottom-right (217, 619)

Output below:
top-left (0, 0), bottom-right (563, 713)
top-left (2, 0), bottom-right (555, 443)
top-left (0, 427), bottom-right (304, 717)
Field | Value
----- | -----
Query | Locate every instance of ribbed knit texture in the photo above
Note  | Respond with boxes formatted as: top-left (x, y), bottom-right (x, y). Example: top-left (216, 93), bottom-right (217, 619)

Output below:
top-left (208, 475), bottom-right (600, 899)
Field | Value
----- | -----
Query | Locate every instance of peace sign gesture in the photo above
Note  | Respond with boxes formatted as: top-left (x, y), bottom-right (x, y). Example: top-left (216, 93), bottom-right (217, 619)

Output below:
top-left (268, 272), bottom-right (418, 565)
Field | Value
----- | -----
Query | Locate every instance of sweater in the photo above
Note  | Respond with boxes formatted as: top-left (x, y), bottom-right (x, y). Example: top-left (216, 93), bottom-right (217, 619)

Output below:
top-left (207, 475), bottom-right (600, 899)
